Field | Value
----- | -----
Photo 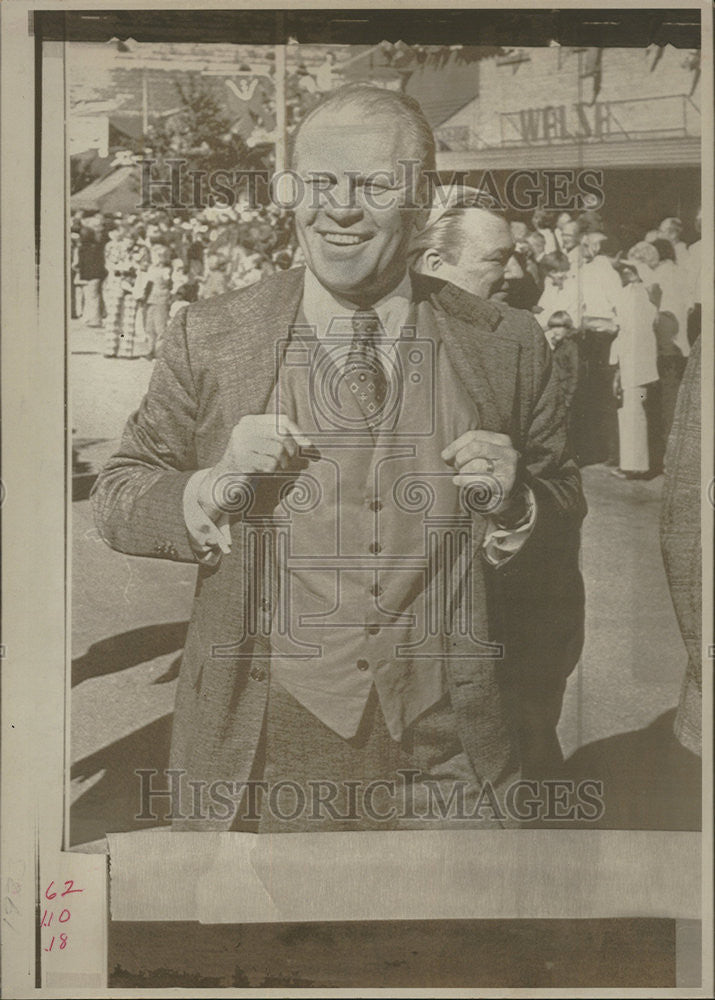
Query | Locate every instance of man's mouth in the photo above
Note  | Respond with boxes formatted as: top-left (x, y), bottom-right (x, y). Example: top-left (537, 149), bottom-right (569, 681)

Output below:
top-left (318, 232), bottom-right (371, 247)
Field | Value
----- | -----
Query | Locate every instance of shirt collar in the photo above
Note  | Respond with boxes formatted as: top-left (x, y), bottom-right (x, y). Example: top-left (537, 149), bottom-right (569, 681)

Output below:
top-left (302, 268), bottom-right (413, 340)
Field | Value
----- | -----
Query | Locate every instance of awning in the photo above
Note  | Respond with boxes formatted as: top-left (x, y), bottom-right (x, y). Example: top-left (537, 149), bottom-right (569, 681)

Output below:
top-left (436, 136), bottom-right (701, 172)
top-left (70, 165), bottom-right (142, 214)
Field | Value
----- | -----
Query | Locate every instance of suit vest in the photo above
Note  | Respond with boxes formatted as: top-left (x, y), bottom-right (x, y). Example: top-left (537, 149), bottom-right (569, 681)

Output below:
top-left (267, 310), bottom-right (482, 740)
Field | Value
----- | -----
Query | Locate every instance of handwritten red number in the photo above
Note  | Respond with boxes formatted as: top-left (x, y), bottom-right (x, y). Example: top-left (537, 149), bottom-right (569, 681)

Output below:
top-left (44, 882), bottom-right (56, 900)
top-left (61, 881), bottom-right (83, 896)
top-left (59, 909), bottom-right (71, 923)
top-left (59, 933), bottom-right (68, 950)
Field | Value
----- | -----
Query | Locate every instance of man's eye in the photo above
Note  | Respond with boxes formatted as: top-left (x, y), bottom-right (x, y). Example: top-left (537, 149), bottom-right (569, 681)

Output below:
top-left (360, 179), bottom-right (397, 197)
top-left (304, 175), bottom-right (335, 189)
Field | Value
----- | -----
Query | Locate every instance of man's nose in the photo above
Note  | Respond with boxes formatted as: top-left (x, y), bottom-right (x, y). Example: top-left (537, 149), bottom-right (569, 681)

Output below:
top-left (504, 255), bottom-right (524, 281)
top-left (321, 177), bottom-right (364, 225)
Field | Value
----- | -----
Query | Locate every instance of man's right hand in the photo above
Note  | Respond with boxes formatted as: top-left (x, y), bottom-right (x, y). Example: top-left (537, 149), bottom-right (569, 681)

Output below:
top-left (197, 414), bottom-right (313, 516)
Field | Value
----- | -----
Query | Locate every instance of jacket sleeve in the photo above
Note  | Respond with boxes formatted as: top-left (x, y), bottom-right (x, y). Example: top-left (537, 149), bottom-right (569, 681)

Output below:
top-left (90, 306), bottom-right (201, 563)
top-left (501, 312), bottom-right (587, 574)
top-left (491, 312), bottom-right (586, 690)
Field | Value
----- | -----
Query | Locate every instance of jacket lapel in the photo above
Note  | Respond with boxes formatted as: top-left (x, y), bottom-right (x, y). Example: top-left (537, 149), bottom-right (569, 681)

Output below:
top-left (215, 267), bottom-right (305, 423)
top-left (417, 279), bottom-right (521, 433)
top-left (211, 269), bottom-right (521, 433)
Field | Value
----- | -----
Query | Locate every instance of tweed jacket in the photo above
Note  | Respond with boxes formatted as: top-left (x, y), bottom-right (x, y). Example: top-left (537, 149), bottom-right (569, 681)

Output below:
top-left (92, 268), bottom-right (586, 828)
top-left (661, 337), bottom-right (701, 755)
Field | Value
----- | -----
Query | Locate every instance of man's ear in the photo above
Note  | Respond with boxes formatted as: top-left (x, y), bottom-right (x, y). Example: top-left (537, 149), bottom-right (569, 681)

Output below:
top-left (422, 248), bottom-right (443, 274)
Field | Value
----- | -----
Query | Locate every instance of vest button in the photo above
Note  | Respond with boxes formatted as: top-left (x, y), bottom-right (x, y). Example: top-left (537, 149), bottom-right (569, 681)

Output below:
top-left (369, 584), bottom-right (383, 597)
top-left (356, 659), bottom-right (370, 671)
top-left (369, 541), bottom-right (382, 554)
top-left (366, 625), bottom-right (380, 636)
top-left (368, 499), bottom-right (383, 511)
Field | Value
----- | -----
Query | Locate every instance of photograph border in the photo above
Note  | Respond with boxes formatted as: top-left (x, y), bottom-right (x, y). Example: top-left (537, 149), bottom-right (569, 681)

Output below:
top-left (2, 1), bottom-right (713, 995)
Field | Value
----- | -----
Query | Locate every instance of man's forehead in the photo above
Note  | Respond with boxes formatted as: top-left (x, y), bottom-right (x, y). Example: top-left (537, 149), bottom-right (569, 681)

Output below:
top-left (294, 112), bottom-right (412, 165)
top-left (463, 210), bottom-right (512, 246)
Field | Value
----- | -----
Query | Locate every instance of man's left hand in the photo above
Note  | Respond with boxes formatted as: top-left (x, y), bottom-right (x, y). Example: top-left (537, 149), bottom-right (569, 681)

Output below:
top-left (441, 430), bottom-right (519, 515)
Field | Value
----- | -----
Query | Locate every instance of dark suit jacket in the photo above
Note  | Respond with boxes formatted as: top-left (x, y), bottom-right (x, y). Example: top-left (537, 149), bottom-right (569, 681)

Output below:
top-left (92, 268), bottom-right (586, 829)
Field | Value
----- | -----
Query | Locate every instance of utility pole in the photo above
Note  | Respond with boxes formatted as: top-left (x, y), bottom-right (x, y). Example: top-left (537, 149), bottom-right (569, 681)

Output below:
top-left (274, 43), bottom-right (287, 174)
top-left (141, 64), bottom-right (149, 140)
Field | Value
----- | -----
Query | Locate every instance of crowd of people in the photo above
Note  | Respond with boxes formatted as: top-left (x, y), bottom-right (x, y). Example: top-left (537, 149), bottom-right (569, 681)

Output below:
top-left (526, 208), bottom-right (700, 476)
top-left (73, 192), bottom-right (701, 477)
top-left (71, 201), bottom-right (301, 359)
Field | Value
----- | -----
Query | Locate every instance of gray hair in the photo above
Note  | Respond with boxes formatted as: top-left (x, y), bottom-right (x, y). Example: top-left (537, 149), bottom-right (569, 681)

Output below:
top-left (291, 83), bottom-right (436, 177)
top-left (409, 191), bottom-right (505, 267)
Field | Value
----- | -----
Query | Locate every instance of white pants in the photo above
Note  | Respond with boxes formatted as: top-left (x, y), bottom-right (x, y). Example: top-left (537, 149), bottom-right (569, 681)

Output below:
top-left (618, 385), bottom-right (649, 472)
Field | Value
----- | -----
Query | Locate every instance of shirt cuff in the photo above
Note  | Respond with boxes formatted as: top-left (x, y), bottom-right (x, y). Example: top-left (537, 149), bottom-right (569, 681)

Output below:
top-left (483, 486), bottom-right (537, 566)
top-left (183, 469), bottom-right (232, 566)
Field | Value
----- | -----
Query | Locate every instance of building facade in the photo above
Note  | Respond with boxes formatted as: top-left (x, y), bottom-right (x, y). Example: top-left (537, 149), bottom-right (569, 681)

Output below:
top-left (433, 45), bottom-right (701, 235)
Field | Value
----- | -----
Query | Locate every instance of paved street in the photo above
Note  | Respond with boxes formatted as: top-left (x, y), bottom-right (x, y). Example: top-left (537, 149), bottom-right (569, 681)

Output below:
top-left (70, 319), bottom-right (698, 846)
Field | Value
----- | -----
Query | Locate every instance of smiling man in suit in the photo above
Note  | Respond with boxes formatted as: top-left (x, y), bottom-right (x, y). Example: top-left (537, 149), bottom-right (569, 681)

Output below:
top-left (92, 85), bottom-right (585, 832)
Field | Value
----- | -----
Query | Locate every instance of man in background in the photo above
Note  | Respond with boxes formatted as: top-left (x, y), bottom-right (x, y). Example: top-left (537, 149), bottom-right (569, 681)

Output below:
top-left (409, 189), bottom-right (524, 303)
top-left (657, 216), bottom-right (688, 266)
top-left (77, 215), bottom-right (106, 329)
top-left (686, 207), bottom-right (701, 345)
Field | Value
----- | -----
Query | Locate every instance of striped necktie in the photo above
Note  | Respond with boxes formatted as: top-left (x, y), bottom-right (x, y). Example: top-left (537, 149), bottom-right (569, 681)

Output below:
top-left (345, 309), bottom-right (389, 431)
